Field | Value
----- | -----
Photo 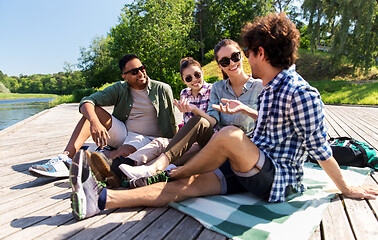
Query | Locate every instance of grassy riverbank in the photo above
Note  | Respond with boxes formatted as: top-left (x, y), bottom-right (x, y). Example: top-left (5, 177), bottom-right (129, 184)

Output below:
top-left (202, 49), bottom-right (378, 105)
top-left (0, 93), bottom-right (57, 100)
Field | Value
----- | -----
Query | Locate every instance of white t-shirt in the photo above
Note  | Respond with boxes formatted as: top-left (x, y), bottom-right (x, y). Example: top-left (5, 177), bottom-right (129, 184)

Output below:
top-left (126, 87), bottom-right (161, 137)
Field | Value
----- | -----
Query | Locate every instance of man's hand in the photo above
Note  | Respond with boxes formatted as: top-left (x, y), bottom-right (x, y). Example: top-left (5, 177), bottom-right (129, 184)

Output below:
top-left (90, 120), bottom-right (110, 149)
top-left (318, 157), bottom-right (378, 200)
top-left (212, 98), bottom-right (246, 115)
top-left (341, 185), bottom-right (378, 200)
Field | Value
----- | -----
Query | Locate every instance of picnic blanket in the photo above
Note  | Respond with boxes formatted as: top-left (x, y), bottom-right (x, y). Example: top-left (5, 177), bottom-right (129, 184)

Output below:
top-left (169, 162), bottom-right (372, 240)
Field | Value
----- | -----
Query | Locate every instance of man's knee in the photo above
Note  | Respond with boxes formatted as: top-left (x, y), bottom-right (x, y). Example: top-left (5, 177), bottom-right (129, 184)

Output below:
top-left (190, 115), bottom-right (211, 129)
top-left (94, 106), bottom-right (112, 129)
top-left (111, 144), bottom-right (137, 158)
top-left (216, 126), bottom-right (245, 141)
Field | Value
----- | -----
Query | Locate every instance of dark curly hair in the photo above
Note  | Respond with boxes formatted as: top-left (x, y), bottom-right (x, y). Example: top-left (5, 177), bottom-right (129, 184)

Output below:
top-left (241, 12), bottom-right (300, 69)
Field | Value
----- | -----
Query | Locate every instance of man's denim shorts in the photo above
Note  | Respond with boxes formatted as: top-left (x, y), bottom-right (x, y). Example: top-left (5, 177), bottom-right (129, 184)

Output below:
top-left (214, 149), bottom-right (275, 201)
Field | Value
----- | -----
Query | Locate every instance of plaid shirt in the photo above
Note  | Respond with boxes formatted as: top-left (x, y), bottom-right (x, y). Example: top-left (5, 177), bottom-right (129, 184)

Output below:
top-left (252, 65), bottom-right (332, 202)
top-left (180, 81), bottom-right (212, 124)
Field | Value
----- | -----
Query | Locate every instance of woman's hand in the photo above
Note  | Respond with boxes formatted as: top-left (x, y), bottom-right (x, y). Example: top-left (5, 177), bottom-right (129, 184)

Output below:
top-left (212, 98), bottom-right (246, 115)
top-left (174, 98), bottom-right (196, 113)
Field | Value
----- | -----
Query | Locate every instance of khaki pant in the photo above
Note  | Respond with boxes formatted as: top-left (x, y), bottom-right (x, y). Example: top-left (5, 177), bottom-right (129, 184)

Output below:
top-left (127, 115), bottom-right (213, 166)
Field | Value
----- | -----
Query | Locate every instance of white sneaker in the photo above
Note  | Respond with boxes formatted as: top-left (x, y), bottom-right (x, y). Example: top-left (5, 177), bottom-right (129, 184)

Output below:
top-left (119, 164), bottom-right (154, 180)
top-left (28, 153), bottom-right (72, 178)
top-left (164, 164), bottom-right (177, 171)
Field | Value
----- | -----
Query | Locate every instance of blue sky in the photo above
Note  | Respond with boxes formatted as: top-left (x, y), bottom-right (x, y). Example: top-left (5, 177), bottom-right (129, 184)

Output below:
top-left (0, 0), bottom-right (131, 76)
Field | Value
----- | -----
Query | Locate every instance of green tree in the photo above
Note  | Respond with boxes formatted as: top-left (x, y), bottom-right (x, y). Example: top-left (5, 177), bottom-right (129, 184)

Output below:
top-left (78, 35), bottom-right (116, 88)
top-left (110, 0), bottom-right (197, 84)
top-left (302, 0), bottom-right (378, 73)
top-left (193, 0), bottom-right (272, 63)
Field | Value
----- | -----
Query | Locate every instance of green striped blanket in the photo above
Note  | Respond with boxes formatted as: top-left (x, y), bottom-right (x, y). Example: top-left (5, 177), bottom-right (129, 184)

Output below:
top-left (170, 162), bottom-right (371, 240)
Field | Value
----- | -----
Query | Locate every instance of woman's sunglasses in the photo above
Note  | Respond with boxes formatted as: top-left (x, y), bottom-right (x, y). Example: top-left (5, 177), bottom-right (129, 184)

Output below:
top-left (218, 52), bottom-right (241, 67)
top-left (123, 65), bottom-right (146, 75)
top-left (184, 71), bottom-right (202, 83)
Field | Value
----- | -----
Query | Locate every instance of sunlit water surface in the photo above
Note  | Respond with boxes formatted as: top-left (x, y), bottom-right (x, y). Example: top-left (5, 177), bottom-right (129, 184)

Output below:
top-left (0, 98), bottom-right (54, 131)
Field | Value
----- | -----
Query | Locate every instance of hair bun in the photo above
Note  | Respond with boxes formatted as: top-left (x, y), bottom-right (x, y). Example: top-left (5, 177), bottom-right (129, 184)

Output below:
top-left (180, 57), bottom-right (194, 65)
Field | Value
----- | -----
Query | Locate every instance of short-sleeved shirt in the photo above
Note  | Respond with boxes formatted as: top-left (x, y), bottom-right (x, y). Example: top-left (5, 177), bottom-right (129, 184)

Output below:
top-left (207, 76), bottom-right (263, 137)
top-left (252, 65), bottom-right (333, 202)
top-left (180, 82), bottom-right (212, 124)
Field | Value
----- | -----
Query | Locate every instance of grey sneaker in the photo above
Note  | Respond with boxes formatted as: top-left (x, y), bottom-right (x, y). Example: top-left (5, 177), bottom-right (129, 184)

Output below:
top-left (89, 151), bottom-right (121, 188)
top-left (69, 150), bottom-right (105, 221)
top-left (129, 170), bottom-right (174, 189)
top-left (28, 153), bottom-right (71, 178)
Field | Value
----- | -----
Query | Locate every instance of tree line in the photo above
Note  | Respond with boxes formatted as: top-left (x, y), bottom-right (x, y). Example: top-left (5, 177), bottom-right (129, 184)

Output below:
top-left (1, 0), bottom-right (377, 97)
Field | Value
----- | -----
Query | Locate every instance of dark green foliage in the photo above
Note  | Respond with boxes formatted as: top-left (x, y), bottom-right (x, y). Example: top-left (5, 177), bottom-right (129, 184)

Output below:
top-left (72, 88), bottom-right (97, 102)
top-left (296, 50), bottom-right (354, 82)
top-left (192, 0), bottom-right (272, 63)
top-left (302, 0), bottom-right (378, 73)
top-left (0, 71), bottom-right (86, 95)
top-left (204, 76), bottom-right (220, 84)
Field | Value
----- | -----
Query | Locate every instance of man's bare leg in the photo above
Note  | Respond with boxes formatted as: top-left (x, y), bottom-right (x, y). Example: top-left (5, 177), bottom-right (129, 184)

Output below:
top-left (106, 172), bottom-right (221, 209)
top-left (108, 145), bottom-right (137, 159)
top-left (171, 126), bottom-right (260, 179)
top-left (64, 106), bottom-right (113, 158)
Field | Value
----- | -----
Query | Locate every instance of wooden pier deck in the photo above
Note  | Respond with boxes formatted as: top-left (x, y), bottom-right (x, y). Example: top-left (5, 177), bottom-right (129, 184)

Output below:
top-left (0, 103), bottom-right (377, 239)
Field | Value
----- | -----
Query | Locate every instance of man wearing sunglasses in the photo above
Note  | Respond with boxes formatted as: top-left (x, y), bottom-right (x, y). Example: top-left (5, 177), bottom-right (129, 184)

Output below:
top-left (29, 54), bottom-right (177, 179)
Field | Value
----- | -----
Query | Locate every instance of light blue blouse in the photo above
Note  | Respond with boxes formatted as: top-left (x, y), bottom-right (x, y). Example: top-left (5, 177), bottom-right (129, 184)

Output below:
top-left (206, 76), bottom-right (263, 137)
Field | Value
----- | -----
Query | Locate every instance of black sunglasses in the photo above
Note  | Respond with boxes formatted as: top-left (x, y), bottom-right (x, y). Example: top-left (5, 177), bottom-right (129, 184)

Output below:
top-left (243, 48), bottom-right (252, 59)
top-left (184, 71), bottom-right (202, 83)
top-left (218, 52), bottom-right (241, 67)
top-left (123, 65), bottom-right (146, 75)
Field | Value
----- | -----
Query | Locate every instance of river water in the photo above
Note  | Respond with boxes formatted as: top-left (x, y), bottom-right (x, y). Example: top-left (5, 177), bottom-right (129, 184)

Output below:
top-left (0, 98), bottom-right (54, 131)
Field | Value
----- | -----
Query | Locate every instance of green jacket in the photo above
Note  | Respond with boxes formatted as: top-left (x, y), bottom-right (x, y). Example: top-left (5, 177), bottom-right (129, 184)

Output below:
top-left (80, 79), bottom-right (178, 138)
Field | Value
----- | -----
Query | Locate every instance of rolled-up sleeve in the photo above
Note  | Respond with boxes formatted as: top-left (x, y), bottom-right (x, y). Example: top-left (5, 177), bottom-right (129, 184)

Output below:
top-left (290, 86), bottom-right (332, 161)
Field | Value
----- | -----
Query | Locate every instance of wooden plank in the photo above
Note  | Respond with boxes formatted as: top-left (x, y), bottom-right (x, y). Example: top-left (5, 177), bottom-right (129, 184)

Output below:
top-left (67, 207), bottom-right (143, 240)
top-left (0, 181), bottom-right (69, 215)
top-left (330, 106), bottom-right (378, 132)
top-left (196, 228), bottom-right (227, 240)
top-left (103, 207), bottom-right (169, 240)
top-left (164, 215), bottom-right (204, 240)
top-left (0, 178), bottom-right (68, 205)
top-left (364, 175), bottom-right (378, 220)
top-left (35, 209), bottom-right (118, 240)
top-left (322, 195), bottom-right (355, 240)
top-left (343, 196), bottom-right (378, 240)
top-left (329, 106), bottom-right (378, 149)
top-left (324, 106), bottom-right (350, 137)
top-left (133, 208), bottom-right (186, 240)
top-left (324, 118), bottom-right (338, 138)
top-left (0, 203), bottom-right (72, 239)
top-left (309, 225), bottom-right (321, 240)
top-left (0, 189), bottom-right (70, 226)
top-left (326, 107), bottom-right (360, 139)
